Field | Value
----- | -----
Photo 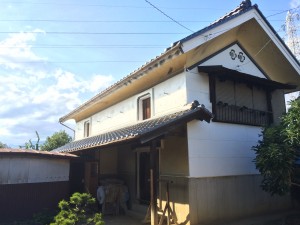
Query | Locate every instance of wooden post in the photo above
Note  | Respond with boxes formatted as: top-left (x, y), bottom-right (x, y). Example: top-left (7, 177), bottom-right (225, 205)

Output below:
top-left (150, 140), bottom-right (158, 225)
top-left (166, 182), bottom-right (170, 225)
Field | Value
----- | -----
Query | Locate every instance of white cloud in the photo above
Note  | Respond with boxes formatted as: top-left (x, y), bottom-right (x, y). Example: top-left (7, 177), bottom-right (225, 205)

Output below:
top-left (89, 74), bottom-right (114, 92)
top-left (0, 29), bottom-right (46, 70)
top-left (290, 0), bottom-right (300, 8)
top-left (54, 69), bottom-right (82, 90)
top-left (0, 31), bottom-right (114, 147)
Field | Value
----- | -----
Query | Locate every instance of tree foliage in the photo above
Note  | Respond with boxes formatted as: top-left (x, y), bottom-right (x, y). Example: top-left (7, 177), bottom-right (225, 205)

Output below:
top-left (50, 192), bottom-right (104, 225)
top-left (253, 98), bottom-right (300, 196)
top-left (0, 141), bottom-right (8, 148)
top-left (40, 130), bottom-right (72, 151)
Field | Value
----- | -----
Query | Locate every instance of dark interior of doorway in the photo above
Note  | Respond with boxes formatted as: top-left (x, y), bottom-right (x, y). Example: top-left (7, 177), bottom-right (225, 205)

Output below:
top-left (139, 152), bottom-right (151, 204)
top-left (69, 161), bottom-right (85, 194)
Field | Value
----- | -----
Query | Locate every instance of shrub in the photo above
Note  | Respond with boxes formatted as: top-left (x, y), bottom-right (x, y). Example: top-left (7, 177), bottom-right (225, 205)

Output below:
top-left (50, 192), bottom-right (104, 225)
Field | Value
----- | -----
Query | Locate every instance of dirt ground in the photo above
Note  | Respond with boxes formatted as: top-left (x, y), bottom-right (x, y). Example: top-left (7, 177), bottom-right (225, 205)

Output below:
top-left (0, 210), bottom-right (298, 225)
top-left (216, 210), bottom-right (300, 225)
top-left (104, 210), bottom-right (300, 225)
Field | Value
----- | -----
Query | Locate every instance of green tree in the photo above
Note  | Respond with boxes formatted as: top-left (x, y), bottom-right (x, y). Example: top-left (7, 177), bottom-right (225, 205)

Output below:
top-left (50, 192), bottom-right (104, 225)
top-left (40, 130), bottom-right (72, 151)
top-left (0, 141), bottom-right (8, 148)
top-left (253, 98), bottom-right (300, 196)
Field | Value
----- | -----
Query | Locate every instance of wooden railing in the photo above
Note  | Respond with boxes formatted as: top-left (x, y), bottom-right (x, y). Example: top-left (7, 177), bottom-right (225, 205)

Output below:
top-left (214, 103), bottom-right (272, 126)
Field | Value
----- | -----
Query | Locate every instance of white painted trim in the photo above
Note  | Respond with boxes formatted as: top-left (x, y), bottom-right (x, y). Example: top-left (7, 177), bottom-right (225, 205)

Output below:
top-left (137, 93), bottom-right (152, 121)
top-left (181, 9), bottom-right (257, 52)
top-left (83, 119), bottom-right (91, 137)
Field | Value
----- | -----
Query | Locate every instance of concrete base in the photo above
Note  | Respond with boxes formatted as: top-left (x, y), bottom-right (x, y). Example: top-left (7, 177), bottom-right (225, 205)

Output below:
top-left (188, 175), bottom-right (292, 225)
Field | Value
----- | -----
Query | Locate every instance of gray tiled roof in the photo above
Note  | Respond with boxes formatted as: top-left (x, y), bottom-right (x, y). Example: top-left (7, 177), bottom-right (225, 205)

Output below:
top-left (54, 103), bottom-right (212, 153)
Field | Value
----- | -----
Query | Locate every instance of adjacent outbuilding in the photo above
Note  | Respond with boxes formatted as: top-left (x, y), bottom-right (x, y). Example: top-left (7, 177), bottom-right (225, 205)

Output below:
top-left (0, 148), bottom-right (77, 220)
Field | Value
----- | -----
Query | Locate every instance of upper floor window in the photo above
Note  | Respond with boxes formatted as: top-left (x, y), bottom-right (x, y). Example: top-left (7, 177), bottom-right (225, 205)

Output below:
top-left (138, 94), bottom-right (151, 120)
top-left (199, 65), bottom-right (280, 127)
top-left (211, 77), bottom-right (272, 126)
top-left (84, 120), bottom-right (91, 137)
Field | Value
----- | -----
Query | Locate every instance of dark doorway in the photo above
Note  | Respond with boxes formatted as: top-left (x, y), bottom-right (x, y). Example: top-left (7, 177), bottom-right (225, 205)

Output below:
top-left (139, 152), bottom-right (151, 204)
top-left (69, 161), bottom-right (85, 194)
top-left (84, 161), bottom-right (99, 197)
top-left (138, 150), bottom-right (159, 204)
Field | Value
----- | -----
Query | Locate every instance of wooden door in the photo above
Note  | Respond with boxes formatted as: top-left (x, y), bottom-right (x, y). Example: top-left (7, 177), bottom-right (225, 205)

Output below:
top-left (84, 162), bottom-right (98, 197)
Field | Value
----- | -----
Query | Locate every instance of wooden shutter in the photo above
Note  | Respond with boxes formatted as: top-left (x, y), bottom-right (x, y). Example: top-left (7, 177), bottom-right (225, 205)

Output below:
top-left (253, 87), bottom-right (268, 111)
top-left (142, 97), bottom-right (151, 120)
top-left (215, 79), bottom-right (235, 105)
top-left (235, 83), bottom-right (253, 108)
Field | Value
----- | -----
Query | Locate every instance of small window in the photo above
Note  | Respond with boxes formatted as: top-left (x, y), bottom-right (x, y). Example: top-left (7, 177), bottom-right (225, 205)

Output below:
top-left (142, 97), bottom-right (151, 120)
top-left (138, 94), bottom-right (151, 120)
top-left (84, 120), bottom-right (91, 137)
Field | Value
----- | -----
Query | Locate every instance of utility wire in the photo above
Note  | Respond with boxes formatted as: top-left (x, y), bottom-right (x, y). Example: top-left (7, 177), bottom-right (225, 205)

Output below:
top-left (144, 0), bottom-right (194, 33)
top-left (0, 60), bottom-right (145, 64)
top-left (1, 2), bottom-right (296, 13)
top-left (0, 19), bottom-right (212, 23)
top-left (0, 44), bottom-right (166, 49)
top-left (0, 31), bottom-right (186, 35)
top-left (0, 19), bottom-right (286, 23)
top-left (266, 5), bottom-right (300, 18)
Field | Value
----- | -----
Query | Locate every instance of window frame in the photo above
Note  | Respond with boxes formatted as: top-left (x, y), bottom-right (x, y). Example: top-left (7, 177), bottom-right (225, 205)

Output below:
top-left (84, 120), bottom-right (91, 137)
top-left (138, 93), bottom-right (152, 121)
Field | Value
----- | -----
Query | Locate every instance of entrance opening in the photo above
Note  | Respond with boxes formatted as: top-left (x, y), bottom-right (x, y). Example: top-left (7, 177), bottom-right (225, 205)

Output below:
top-left (69, 161), bottom-right (85, 194)
top-left (137, 148), bottom-right (159, 205)
top-left (139, 152), bottom-right (151, 204)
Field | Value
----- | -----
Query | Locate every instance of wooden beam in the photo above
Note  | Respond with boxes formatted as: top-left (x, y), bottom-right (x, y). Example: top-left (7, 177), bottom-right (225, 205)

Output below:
top-left (150, 140), bottom-right (158, 225)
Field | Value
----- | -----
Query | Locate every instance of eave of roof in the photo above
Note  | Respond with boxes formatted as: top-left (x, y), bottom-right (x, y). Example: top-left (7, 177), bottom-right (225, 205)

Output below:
top-left (59, 2), bottom-right (252, 123)
top-left (179, 0), bottom-right (300, 69)
top-left (59, 43), bottom-right (182, 123)
top-left (60, 0), bottom-right (300, 122)
top-left (0, 148), bottom-right (77, 159)
top-left (54, 102), bottom-right (213, 153)
top-left (198, 65), bottom-right (297, 90)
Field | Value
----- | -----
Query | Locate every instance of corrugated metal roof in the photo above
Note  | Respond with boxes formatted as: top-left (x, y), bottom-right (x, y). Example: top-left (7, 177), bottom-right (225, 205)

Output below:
top-left (54, 103), bottom-right (213, 153)
top-left (0, 148), bottom-right (77, 158)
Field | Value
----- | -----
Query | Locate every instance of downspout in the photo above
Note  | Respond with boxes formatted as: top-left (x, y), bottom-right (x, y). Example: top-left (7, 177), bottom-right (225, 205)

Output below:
top-left (59, 121), bottom-right (75, 140)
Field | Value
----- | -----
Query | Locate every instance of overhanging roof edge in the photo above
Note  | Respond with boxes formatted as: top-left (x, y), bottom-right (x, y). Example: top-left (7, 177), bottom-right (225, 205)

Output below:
top-left (54, 103), bottom-right (213, 153)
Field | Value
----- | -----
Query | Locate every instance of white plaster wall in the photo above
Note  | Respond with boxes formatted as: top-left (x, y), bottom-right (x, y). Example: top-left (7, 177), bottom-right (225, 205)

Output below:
top-left (185, 65), bottom-right (269, 177)
top-left (186, 69), bottom-right (211, 110)
top-left (28, 158), bottom-right (69, 183)
top-left (0, 157), bottom-right (70, 184)
top-left (200, 44), bottom-right (266, 78)
top-left (76, 73), bottom-right (187, 139)
top-left (153, 73), bottom-right (187, 116)
top-left (187, 121), bottom-right (261, 177)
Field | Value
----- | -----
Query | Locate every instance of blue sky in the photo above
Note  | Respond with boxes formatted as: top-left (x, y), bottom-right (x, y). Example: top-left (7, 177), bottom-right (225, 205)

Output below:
top-left (0, 0), bottom-right (299, 147)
